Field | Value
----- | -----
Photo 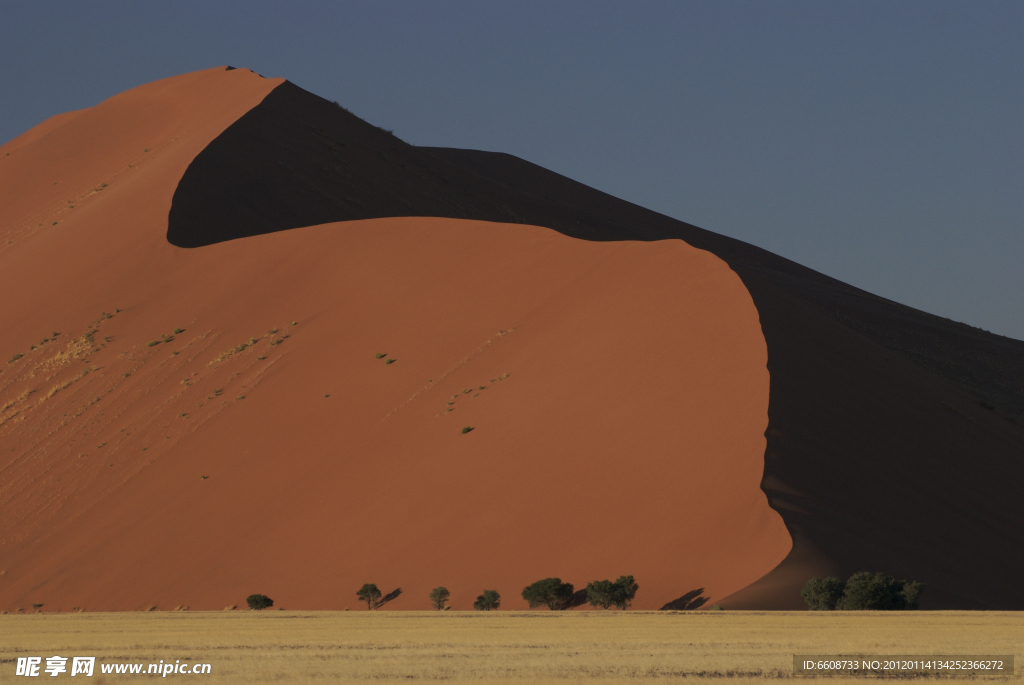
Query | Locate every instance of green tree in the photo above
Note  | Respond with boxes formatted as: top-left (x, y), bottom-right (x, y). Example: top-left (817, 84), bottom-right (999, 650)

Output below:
top-left (586, 580), bottom-right (618, 609)
top-left (473, 590), bottom-right (500, 611)
top-left (246, 594), bottom-right (273, 611)
top-left (612, 575), bottom-right (639, 609)
top-left (801, 577), bottom-right (846, 610)
top-left (357, 583), bottom-right (383, 610)
top-left (429, 586), bottom-right (450, 611)
top-left (586, 575), bottom-right (639, 610)
top-left (522, 577), bottom-right (575, 610)
top-left (837, 572), bottom-right (922, 610)
top-left (901, 581), bottom-right (925, 610)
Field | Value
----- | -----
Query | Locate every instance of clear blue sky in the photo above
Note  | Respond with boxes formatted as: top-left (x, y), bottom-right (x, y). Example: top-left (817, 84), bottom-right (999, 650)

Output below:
top-left (3, 1), bottom-right (1021, 339)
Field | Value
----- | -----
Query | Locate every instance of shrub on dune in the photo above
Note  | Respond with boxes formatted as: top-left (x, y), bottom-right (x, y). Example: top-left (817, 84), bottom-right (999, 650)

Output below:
top-left (801, 577), bottom-right (846, 611)
top-left (522, 578), bottom-right (575, 610)
top-left (473, 590), bottom-right (500, 611)
top-left (586, 575), bottom-right (639, 610)
top-left (246, 594), bottom-right (273, 611)
top-left (357, 583), bottom-right (382, 610)
top-left (802, 572), bottom-right (924, 610)
top-left (838, 572), bottom-right (923, 610)
top-left (429, 586), bottom-right (450, 611)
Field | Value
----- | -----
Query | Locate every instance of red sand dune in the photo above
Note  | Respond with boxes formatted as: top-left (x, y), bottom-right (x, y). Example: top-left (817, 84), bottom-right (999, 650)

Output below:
top-left (0, 68), bottom-right (789, 611)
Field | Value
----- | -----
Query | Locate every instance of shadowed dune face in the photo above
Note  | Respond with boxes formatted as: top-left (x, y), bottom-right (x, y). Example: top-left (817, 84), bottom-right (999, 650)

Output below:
top-left (0, 71), bottom-right (789, 611)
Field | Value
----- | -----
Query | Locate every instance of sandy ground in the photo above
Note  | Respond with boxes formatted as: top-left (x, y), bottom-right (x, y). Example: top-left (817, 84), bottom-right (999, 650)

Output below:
top-left (1, 610), bottom-right (1019, 683)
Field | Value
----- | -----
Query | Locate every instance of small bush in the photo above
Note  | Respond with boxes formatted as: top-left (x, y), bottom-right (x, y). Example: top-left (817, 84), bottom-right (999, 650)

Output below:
top-left (429, 586), bottom-right (450, 611)
top-left (146, 340), bottom-right (160, 347)
top-left (375, 353), bottom-right (385, 359)
top-left (385, 358), bottom-right (396, 364)
top-left (173, 328), bottom-right (183, 334)
top-left (461, 426), bottom-right (474, 434)
top-left (801, 577), bottom-right (846, 611)
top-left (474, 590), bottom-right (500, 611)
top-left (246, 594), bottom-right (273, 611)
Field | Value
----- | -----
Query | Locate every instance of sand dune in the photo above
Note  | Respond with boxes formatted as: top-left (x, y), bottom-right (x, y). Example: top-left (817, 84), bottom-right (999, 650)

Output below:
top-left (0, 68), bottom-right (789, 611)
top-left (0, 109), bottom-right (88, 156)
top-left (156, 77), bottom-right (1023, 609)
top-left (2, 67), bottom-right (1020, 611)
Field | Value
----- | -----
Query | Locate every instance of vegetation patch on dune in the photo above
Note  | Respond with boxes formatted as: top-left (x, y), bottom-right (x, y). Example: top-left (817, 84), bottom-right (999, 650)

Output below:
top-left (38, 366), bottom-right (96, 404)
top-left (210, 329), bottom-right (289, 366)
top-left (802, 572), bottom-right (924, 611)
top-left (43, 331), bottom-right (95, 366)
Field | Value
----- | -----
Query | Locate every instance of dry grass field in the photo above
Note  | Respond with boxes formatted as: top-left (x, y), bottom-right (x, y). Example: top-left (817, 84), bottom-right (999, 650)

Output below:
top-left (1, 611), bottom-right (1019, 683)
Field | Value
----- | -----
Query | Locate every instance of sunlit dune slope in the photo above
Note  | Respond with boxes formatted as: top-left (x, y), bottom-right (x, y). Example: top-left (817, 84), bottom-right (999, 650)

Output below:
top-left (0, 69), bottom-right (788, 611)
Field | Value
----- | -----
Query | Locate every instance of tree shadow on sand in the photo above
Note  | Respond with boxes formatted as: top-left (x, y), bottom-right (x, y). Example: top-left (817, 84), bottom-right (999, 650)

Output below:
top-left (377, 588), bottom-right (402, 609)
top-left (560, 588), bottom-right (589, 610)
top-left (659, 588), bottom-right (708, 611)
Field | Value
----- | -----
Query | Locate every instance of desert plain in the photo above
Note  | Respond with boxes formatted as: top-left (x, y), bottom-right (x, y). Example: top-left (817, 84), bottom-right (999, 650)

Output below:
top-left (2, 610), bottom-right (1020, 683)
